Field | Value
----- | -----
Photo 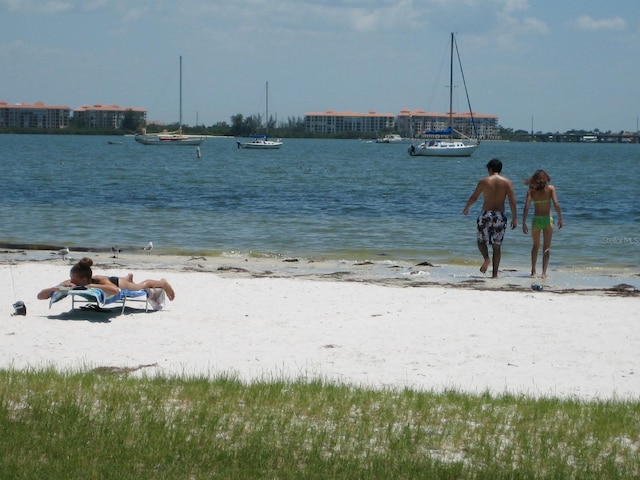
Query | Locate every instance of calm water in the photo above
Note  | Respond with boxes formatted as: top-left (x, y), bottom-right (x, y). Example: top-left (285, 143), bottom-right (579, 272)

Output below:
top-left (1, 134), bottom-right (639, 279)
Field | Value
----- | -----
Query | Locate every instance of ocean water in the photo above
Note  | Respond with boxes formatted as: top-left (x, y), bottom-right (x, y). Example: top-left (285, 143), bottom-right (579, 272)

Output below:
top-left (1, 134), bottom-right (639, 286)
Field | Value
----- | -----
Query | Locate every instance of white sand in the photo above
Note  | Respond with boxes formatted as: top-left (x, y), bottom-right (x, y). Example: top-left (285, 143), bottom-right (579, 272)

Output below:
top-left (1, 258), bottom-right (639, 400)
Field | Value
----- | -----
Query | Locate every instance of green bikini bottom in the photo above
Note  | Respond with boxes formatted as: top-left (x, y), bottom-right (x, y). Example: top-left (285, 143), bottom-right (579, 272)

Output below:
top-left (532, 216), bottom-right (553, 230)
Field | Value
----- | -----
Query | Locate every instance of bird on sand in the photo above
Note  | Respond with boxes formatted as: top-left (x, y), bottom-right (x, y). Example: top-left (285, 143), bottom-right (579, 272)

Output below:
top-left (111, 245), bottom-right (121, 258)
top-left (143, 241), bottom-right (153, 254)
top-left (57, 247), bottom-right (70, 261)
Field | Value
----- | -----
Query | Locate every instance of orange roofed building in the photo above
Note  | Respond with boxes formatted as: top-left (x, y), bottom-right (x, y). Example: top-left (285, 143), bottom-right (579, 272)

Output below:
top-left (74, 104), bottom-right (146, 129)
top-left (304, 108), bottom-right (500, 139)
top-left (396, 109), bottom-right (499, 140)
top-left (0, 101), bottom-right (147, 129)
top-left (304, 110), bottom-right (396, 134)
top-left (0, 101), bottom-right (71, 129)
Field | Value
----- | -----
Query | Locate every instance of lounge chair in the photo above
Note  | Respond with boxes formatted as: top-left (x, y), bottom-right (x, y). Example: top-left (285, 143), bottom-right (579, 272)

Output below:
top-left (49, 287), bottom-right (165, 314)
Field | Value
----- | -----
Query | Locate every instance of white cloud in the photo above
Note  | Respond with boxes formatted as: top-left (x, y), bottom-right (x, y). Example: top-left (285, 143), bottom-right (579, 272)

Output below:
top-left (521, 16), bottom-right (550, 34)
top-left (0, 0), bottom-right (72, 14)
top-left (571, 15), bottom-right (626, 32)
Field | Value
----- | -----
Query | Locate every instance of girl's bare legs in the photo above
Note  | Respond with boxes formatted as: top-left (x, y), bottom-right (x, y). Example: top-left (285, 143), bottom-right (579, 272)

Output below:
top-left (530, 229), bottom-right (541, 276)
top-left (541, 226), bottom-right (554, 279)
top-left (118, 277), bottom-right (175, 300)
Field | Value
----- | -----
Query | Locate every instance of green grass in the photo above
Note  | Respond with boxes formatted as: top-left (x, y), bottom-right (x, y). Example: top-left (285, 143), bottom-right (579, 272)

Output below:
top-left (1, 368), bottom-right (638, 479)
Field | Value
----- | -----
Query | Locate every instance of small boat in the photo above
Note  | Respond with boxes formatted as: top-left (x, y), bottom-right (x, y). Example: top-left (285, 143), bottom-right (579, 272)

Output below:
top-left (408, 33), bottom-right (479, 158)
top-left (237, 134), bottom-right (283, 149)
top-left (237, 81), bottom-right (283, 150)
top-left (135, 56), bottom-right (206, 147)
top-left (408, 135), bottom-right (478, 157)
top-left (376, 133), bottom-right (408, 143)
top-left (135, 130), bottom-right (205, 146)
top-left (107, 140), bottom-right (123, 145)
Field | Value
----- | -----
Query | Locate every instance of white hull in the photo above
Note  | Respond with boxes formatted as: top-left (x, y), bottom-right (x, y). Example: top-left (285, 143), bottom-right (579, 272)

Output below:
top-left (408, 33), bottom-right (479, 159)
top-left (408, 140), bottom-right (479, 157)
top-left (376, 133), bottom-right (410, 144)
top-left (237, 139), bottom-right (283, 149)
top-left (135, 134), bottom-right (205, 146)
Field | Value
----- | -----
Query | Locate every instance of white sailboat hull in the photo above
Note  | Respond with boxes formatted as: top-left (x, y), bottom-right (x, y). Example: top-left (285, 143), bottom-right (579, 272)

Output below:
top-left (136, 56), bottom-right (205, 147)
top-left (408, 140), bottom-right (479, 157)
top-left (135, 134), bottom-right (205, 146)
top-left (408, 33), bottom-right (479, 159)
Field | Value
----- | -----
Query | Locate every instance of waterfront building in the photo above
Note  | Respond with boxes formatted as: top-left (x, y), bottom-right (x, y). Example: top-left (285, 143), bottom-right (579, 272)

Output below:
top-left (304, 110), bottom-right (396, 134)
top-left (74, 104), bottom-right (146, 129)
top-left (0, 101), bottom-right (71, 129)
top-left (304, 108), bottom-right (500, 139)
top-left (396, 109), bottom-right (500, 140)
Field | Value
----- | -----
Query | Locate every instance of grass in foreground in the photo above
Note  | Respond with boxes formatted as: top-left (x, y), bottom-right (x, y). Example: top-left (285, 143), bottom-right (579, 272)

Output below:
top-left (0, 368), bottom-right (638, 479)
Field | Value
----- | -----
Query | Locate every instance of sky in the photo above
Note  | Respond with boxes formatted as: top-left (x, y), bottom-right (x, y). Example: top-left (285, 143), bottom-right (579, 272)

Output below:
top-left (1, 0), bottom-right (639, 133)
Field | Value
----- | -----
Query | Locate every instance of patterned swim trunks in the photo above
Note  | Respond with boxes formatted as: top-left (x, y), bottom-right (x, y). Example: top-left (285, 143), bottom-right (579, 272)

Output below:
top-left (476, 210), bottom-right (507, 245)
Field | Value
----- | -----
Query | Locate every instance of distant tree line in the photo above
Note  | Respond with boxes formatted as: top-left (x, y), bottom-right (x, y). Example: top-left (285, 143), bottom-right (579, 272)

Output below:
top-left (3, 114), bottom-right (637, 142)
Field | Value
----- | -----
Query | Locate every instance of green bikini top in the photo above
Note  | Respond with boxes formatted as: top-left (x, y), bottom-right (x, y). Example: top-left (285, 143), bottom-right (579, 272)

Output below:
top-left (532, 198), bottom-right (551, 205)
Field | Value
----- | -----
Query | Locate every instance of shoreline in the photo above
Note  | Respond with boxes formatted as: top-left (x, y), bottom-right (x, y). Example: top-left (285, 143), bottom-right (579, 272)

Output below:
top-left (1, 246), bottom-right (639, 294)
top-left (1, 255), bottom-right (639, 401)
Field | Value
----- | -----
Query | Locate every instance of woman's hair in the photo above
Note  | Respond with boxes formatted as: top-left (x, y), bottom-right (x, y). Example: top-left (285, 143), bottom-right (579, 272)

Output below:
top-left (524, 169), bottom-right (550, 190)
top-left (70, 257), bottom-right (93, 281)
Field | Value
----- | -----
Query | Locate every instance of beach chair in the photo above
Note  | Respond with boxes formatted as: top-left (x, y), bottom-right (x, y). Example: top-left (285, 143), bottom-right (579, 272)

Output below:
top-left (49, 287), bottom-right (165, 314)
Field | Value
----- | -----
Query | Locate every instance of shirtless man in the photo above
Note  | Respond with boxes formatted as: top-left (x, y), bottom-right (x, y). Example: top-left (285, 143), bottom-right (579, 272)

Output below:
top-left (462, 158), bottom-right (517, 278)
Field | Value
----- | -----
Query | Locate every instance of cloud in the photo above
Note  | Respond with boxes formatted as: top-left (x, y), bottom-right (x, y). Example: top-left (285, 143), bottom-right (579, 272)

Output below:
top-left (571, 15), bottom-right (626, 32)
top-left (0, 0), bottom-right (72, 14)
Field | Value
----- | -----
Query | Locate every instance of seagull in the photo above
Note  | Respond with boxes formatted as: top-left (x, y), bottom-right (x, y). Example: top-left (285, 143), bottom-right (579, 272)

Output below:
top-left (111, 245), bottom-right (121, 258)
top-left (57, 246), bottom-right (70, 261)
top-left (143, 241), bottom-right (153, 254)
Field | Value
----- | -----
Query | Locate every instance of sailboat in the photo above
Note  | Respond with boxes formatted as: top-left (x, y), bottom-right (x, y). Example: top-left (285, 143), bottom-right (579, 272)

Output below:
top-left (408, 33), bottom-right (479, 157)
top-left (237, 81), bottom-right (283, 149)
top-left (135, 56), bottom-right (205, 146)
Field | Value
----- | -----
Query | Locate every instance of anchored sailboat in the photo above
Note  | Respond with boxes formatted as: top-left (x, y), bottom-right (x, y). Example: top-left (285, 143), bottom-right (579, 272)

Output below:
top-left (237, 81), bottom-right (283, 149)
top-left (135, 56), bottom-right (205, 146)
top-left (408, 33), bottom-right (479, 157)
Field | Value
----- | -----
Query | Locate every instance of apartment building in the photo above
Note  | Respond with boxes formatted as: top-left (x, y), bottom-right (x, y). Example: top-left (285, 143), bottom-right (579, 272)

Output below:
top-left (0, 101), bottom-right (71, 129)
top-left (305, 110), bottom-right (396, 134)
top-left (304, 108), bottom-right (500, 139)
top-left (396, 109), bottom-right (500, 140)
top-left (74, 104), bottom-right (146, 129)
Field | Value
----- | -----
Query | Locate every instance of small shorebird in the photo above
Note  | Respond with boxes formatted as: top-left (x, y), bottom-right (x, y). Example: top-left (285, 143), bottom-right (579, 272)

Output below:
top-left (111, 245), bottom-right (121, 258)
top-left (57, 247), bottom-right (70, 261)
top-left (143, 241), bottom-right (153, 254)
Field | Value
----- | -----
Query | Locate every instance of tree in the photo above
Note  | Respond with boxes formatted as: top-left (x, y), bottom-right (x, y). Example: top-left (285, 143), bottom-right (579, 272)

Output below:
top-left (121, 109), bottom-right (144, 132)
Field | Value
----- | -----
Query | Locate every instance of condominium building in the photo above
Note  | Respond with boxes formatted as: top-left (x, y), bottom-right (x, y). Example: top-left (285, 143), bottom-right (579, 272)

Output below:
top-left (74, 104), bottom-right (146, 129)
top-left (304, 108), bottom-right (500, 139)
top-left (305, 110), bottom-right (396, 134)
top-left (397, 109), bottom-right (500, 140)
top-left (0, 101), bottom-right (71, 129)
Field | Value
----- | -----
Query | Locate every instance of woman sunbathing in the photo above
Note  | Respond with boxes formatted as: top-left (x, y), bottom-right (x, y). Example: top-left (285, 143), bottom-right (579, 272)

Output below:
top-left (37, 257), bottom-right (175, 301)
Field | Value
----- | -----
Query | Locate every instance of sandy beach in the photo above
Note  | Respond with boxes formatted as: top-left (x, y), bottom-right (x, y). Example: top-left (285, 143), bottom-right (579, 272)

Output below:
top-left (1, 252), bottom-right (639, 401)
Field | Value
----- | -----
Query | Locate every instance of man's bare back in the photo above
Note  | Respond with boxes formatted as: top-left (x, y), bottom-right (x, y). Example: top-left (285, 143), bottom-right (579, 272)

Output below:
top-left (462, 159), bottom-right (517, 278)
top-left (476, 174), bottom-right (514, 212)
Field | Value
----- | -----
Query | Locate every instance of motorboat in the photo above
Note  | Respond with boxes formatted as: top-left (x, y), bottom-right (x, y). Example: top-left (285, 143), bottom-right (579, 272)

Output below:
top-left (237, 134), bottom-right (283, 149)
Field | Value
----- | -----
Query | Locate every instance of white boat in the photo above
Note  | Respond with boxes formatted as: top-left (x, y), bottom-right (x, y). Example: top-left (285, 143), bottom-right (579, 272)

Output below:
top-left (408, 33), bottom-right (479, 158)
top-left (237, 134), bottom-right (283, 149)
top-left (237, 81), bottom-right (283, 150)
top-left (135, 56), bottom-right (205, 146)
top-left (135, 131), bottom-right (205, 146)
top-left (376, 133), bottom-right (408, 143)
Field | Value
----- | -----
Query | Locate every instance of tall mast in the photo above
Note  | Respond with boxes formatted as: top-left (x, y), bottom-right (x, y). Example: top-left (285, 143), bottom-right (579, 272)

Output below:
top-left (179, 56), bottom-right (183, 130)
top-left (449, 32), bottom-right (454, 140)
top-left (265, 81), bottom-right (269, 137)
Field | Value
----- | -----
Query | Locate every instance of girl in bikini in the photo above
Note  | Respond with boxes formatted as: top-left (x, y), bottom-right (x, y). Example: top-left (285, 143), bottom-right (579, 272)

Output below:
top-left (522, 170), bottom-right (563, 279)
top-left (37, 257), bottom-right (175, 301)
